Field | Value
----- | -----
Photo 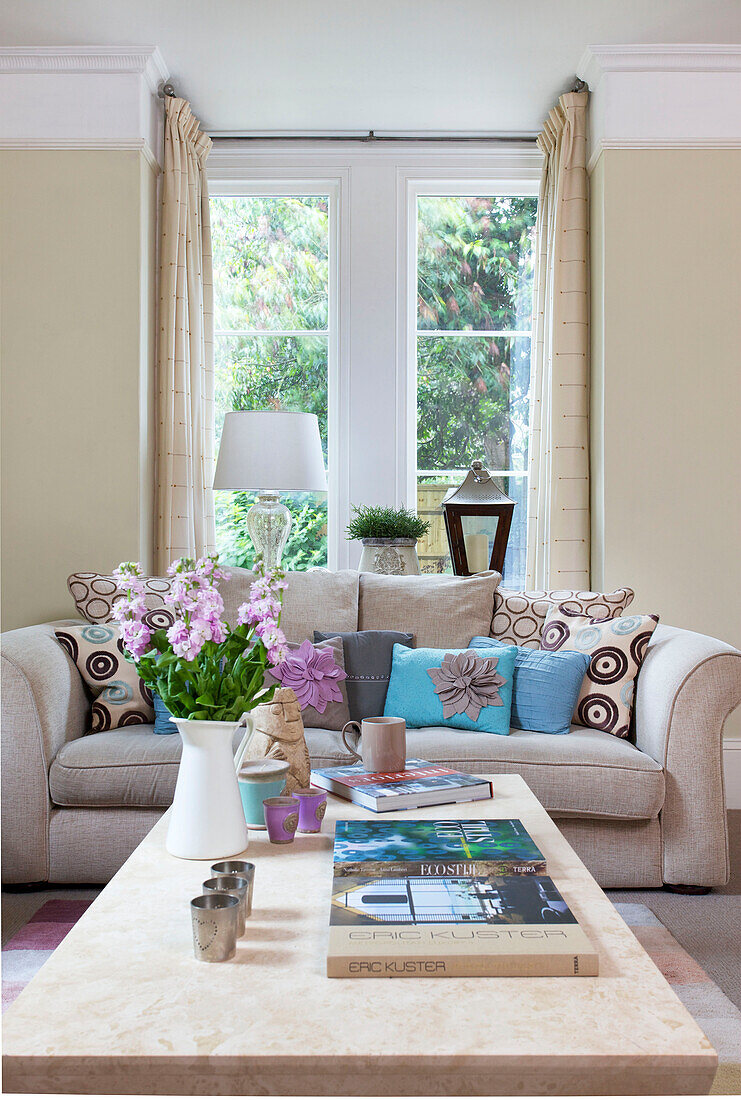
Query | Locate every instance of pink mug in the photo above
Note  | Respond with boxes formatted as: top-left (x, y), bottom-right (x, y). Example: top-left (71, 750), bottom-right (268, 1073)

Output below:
top-left (341, 716), bottom-right (406, 773)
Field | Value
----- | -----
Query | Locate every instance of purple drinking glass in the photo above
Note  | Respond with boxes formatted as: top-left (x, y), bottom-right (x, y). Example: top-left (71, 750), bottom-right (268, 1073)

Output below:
top-left (263, 796), bottom-right (300, 844)
top-left (294, 787), bottom-right (328, 833)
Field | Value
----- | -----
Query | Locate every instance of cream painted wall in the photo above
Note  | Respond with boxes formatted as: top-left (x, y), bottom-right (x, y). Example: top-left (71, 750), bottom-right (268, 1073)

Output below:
top-left (590, 148), bottom-right (741, 735)
top-left (0, 149), bottom-right (156, 631)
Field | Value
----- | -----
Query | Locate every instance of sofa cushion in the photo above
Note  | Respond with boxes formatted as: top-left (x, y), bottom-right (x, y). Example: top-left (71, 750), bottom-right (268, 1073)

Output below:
top-left (49, 727), bottom-right (244, 808)
top-left (492, 587), bottom-right (635, 649)
top-left (403, 726), bottom-right (664, 821)
top-left (68, 572), bottom-right (172, 623)
top-left (50, 722), bottom-right (664, 822)
top-left (54, 624), bottom-right (154, 732)
top-left (221, 567), bottom-right (359, 642)
top-left (358, 571), bottom-right (501, 648)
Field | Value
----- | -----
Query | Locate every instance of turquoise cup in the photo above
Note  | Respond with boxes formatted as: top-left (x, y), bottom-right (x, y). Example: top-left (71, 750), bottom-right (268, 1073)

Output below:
top-left (238, 760), bottom-right (291, 829)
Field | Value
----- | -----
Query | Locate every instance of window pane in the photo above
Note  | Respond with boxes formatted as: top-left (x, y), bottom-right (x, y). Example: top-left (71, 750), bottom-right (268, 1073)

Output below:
top-left (211, 196), bottom-right (329, 332)
top-left (417, 335), bottom-right (531, 474)
top-left (417, 196), bottom-right (536, 331)
top-left (214, 334), bottom-right (328, 570)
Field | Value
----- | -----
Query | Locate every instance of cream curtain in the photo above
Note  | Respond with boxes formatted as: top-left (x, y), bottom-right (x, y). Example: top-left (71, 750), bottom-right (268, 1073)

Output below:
top-left (526, 89), bottom-right (590, 590)
top-left (155, 97), bottom-right (215, 572)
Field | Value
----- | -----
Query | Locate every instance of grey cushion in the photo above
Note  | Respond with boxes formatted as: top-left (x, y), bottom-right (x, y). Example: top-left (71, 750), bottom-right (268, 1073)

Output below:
top-left (49, 727), bottom-right (244, 809)
top-left (314, 629), bottom-right (415, 720)
top-left (403, 726), bottom-right (664, 821)
top-left (49, 722), bottom-right (663, 823)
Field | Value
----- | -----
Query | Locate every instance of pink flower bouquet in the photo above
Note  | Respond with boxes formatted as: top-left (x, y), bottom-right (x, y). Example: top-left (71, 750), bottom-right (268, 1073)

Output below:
top-left (113, 555), bottom-right (288, 723)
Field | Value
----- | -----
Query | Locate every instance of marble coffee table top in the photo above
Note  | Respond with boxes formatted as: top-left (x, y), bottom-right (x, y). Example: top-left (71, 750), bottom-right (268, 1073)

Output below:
top-left (2, 774), bottom-right (716, 1095)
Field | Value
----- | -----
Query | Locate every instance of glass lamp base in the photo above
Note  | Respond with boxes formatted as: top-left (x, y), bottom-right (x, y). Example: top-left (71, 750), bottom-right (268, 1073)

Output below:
top-left (246, 492), bottom-right (291, 571)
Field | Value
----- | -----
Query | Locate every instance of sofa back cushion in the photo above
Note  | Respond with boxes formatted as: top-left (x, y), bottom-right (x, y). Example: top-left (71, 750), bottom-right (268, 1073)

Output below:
top-left (69, 567), bottom-right (360, 644)
top-left (492, 587), bottom-right (635, 649)
top-left (358, 571), bottom-right (502, 648)
top-left (220, 567), bottom-right (359, 643)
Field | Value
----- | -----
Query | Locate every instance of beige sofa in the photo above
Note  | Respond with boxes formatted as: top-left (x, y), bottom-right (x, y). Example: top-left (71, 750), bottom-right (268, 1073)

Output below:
top-left (2, 569), bottom-right (740, 889)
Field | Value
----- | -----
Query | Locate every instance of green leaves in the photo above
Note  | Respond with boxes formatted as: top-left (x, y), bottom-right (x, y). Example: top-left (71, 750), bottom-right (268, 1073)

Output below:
top-left (345, 504), bottom-right (430, 542)
top-left (131, 628), bottom-right (276, 724)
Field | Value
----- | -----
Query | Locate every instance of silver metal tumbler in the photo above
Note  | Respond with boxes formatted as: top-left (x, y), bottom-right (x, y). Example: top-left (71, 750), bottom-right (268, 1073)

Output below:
top-left (203, 875), bottom-right (248, 935)
top-left (211, 860), bottom-right (255, 918)
top-left (191, 893), bottom-right (239, 962)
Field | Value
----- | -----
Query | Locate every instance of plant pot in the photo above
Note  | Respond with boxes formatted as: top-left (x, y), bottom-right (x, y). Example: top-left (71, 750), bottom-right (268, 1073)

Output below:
top-left (166, 717), bottom-right (252, 860)
top-left (358, 538), bottom-right (421, 576)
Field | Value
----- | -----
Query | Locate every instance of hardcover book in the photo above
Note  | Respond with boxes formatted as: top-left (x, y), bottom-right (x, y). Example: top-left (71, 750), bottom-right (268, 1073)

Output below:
top-left (310, 758), bottom-right (493, 812)
top-left (327, 819), bottom-right (598, 978)
top-left (333, 818), bottom-right (547, 877)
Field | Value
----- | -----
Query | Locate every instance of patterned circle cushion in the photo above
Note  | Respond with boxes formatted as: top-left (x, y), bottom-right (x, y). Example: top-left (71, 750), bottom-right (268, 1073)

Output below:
top-left (67, 572), bottom-right (174, 625)
top-left (492, 587), bottom-right (635, 649)
top-left (54, 624), bottom-right (154, 732)
top-left (540, 605), bottom-right (659, 738)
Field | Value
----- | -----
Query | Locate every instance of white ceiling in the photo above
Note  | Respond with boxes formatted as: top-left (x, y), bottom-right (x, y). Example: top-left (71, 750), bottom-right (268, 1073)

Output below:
top-left (2, 0), bottom-right (741, 134)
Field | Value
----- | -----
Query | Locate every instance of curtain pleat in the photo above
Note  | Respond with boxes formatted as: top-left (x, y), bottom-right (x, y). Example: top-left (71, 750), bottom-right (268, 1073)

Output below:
top-left (526, 89), bottom-right (590, 590)
top-left (155, 97), bottom-right (215, 572)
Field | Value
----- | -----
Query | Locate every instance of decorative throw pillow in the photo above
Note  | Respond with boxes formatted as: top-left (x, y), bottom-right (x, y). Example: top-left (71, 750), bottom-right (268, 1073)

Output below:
top-left (153, 693), bottom-right (176, 735)
top-left (469, 636), bottom-right (590, 736)
top-left (540, 606), bottom-right (659, 737)
top-left (267, 636), bottom-right (351, 731)
top-left (313, 630), bottom-right (415, 721)
top-left (68, 571), bottom-right (174, 628)
top-left (384, 643), bottom-right (516, 736)
top-left (491, 587), bottom-right (635, 649)
top-left (54, 624), bottom-right (154, 732)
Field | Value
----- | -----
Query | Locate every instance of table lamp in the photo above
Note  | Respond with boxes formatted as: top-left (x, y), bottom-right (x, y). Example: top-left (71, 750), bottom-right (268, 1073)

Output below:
top-left (213, 410), bottom-right (327, 569)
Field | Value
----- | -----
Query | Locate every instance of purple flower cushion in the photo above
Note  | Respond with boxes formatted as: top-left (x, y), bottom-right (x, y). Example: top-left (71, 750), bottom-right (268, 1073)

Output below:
top-left (266, 636), bottom-right (350, 731)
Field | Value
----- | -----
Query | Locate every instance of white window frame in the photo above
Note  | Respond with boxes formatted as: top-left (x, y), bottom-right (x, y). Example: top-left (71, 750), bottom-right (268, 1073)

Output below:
top-left (208, 143), bottom-right (541, 570)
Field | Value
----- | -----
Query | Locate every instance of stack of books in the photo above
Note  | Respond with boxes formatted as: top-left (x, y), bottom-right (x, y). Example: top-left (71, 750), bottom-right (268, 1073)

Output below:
top-left (310, 758), bottom-right (493, 812)
top-left (327, 818), bottom-right (598, 978)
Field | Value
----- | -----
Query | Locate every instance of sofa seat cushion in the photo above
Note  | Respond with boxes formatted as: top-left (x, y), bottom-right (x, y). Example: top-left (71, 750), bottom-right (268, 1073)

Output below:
top-left (50, 727), bottom-right (243, 809)
top-left (403, 726), bottom-right (664, 821)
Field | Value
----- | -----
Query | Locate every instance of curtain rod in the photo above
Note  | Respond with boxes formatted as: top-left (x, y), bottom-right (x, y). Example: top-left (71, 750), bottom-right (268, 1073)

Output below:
top-left (209, 131), bottom-right (539, 144)
top-left (158, 77), bottom-right (586, 143)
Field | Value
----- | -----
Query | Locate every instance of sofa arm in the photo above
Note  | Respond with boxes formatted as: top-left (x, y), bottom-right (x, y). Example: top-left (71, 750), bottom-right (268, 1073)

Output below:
top-left (634, 623), bottom-right (741, 887)
top-left (1, 622), bottom-right (90, 883)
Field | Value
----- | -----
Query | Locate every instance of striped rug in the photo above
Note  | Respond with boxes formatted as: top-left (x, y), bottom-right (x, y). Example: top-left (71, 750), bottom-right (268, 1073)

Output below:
top-left (2, 898), bottom-right (739, 1092)
top-left (614, 902), bottom-right (741, 1096)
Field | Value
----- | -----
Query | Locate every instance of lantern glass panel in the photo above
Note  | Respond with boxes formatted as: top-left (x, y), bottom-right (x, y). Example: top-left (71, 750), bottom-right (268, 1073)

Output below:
top-left (461, 514), bottom-right (500, 573)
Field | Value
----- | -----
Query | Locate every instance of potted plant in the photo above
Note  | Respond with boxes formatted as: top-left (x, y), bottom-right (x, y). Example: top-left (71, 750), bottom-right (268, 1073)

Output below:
top-left (113, 555), bottom-right (288, 860)
top-left (346, 505), bottom-right (430, 576)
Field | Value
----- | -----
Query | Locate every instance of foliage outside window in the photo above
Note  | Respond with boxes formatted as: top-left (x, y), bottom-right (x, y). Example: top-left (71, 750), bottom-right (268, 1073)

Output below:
top-left (415, 195), bottom-right (537, 585)
top-left (210, 195), bottom-right (330, 570)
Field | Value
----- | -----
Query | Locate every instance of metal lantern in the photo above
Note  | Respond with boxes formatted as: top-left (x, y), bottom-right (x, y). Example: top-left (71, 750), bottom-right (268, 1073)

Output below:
top-left (441, 461), bottom-right (516, 576)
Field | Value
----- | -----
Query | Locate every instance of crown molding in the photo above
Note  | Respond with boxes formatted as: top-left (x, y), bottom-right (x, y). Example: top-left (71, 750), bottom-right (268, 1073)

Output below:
top-left (0, 46), bottom-right (168, 93)
top-left (578, 45), bottom-right (741, 171)
top-left (0, 46), bottom-right (169, 165)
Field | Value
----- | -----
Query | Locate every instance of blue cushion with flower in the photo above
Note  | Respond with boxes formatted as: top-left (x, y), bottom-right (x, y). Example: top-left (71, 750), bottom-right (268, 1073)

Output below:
top-left (383, 643), bottom-right (516, 735)
top-left (468, 636), bottom-right (590, 735)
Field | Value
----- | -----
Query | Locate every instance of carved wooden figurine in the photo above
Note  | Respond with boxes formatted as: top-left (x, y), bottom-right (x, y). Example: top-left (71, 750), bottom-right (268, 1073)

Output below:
top-left (246, 687), bottom-right (311, 794)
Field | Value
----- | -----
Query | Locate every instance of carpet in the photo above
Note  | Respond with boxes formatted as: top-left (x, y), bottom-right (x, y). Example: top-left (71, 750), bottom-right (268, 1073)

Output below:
top-left (2, 898), bottom-right (93, 1012)
top-left (2, 897), bottom-right (738, 1093)
top-left (614, 902), bottom-right (741, 1096)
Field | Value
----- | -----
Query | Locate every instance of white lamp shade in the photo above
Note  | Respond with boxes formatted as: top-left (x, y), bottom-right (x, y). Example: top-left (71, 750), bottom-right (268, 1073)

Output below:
top-left (213, 410), bottom-right (327, 492)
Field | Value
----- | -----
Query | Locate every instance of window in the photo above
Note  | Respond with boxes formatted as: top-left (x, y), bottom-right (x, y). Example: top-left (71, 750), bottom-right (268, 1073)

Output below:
top-left (414, 194), bottom-right (537, 586)
top-left (208, 144), bottom-right (540, 574)
top-left (210, 192), bottom-right (332, 569)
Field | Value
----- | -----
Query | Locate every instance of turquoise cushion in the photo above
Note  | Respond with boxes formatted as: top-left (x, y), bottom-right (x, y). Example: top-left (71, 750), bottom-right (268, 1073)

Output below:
top-left (469, 636), bottom-right (590, 736)
top-left (384, 644), bottom-right (516, 736)
top-left (153, 693), bottom-right (175, 736)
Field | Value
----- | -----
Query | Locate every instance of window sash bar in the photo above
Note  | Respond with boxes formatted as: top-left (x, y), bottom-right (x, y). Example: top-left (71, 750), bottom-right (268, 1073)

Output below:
top-left (416, 329), bottom-right (531, 338)
top-left (215, 329), bottom-right (329, 338)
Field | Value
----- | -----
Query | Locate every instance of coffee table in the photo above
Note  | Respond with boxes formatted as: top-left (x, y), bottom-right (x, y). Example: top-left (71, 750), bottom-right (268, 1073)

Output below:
top-left (2, 774), bottom-right (716, 1095)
